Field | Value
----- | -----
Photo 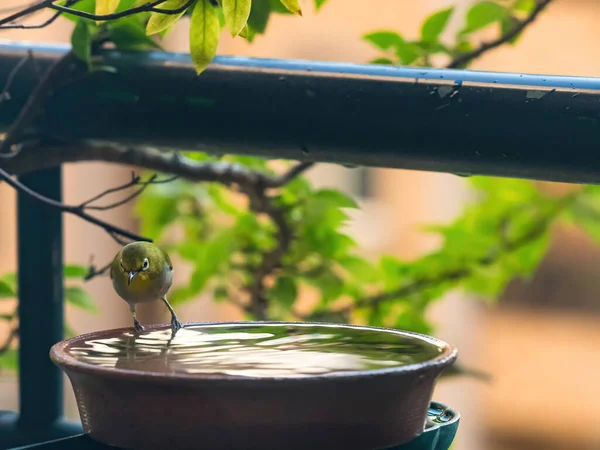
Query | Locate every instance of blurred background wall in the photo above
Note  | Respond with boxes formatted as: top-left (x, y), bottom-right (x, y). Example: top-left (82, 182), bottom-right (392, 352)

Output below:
top-left (1, 1), bottom-right (600, 449)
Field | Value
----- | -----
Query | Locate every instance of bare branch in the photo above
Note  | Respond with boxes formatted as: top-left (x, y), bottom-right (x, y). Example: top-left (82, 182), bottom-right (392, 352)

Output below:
top-left (80, 173), bottom-right (179, 211)
top-left (83, 255), bottom-right (112, 281)
top-left (0, 0), bottom-right (80, 30)
top-left (447, 0), bottom-right (553, 69)
top-left (49, 0), bottom-right (194, 21)
top-left (0, 9), bottom-right (63, 30)
top-left (0, 0), bottom-right (194, 29)
top-left (269, 162), bottom-right (315, 188)
top-left (1, 141), bottom-right (315, 189)
top-left (0, 165), bottom-right (149, 242)
top-left (0, 0), bottom-right (53, 28)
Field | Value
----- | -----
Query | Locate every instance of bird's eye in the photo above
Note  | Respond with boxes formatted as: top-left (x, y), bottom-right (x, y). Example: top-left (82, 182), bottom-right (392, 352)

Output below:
top-left (141, 258), bottom-right (149, 271)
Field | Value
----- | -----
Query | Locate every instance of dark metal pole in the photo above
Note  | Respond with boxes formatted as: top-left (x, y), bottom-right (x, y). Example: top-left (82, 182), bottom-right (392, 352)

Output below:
top-left (3, 41), bottom-right (600, 184)
top-left (17, 167), bottom-right (64, 427)
top-left (0, 166), bottom-right (81, 448)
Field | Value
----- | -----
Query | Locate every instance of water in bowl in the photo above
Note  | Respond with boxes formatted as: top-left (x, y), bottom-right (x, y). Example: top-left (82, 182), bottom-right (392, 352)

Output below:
top-left (65, 323), bottom-right (445, 378)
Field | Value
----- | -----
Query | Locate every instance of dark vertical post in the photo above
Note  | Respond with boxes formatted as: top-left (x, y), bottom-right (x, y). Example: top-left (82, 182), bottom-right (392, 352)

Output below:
top-left (17, 167), bottom-right (64, 428)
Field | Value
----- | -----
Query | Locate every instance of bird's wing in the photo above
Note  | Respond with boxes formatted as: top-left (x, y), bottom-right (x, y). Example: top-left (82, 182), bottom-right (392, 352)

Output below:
top-left (160, 247), bottom-right (173, 271)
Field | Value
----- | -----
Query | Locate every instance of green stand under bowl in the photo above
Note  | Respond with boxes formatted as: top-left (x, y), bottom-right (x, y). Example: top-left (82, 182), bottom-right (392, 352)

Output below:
top-left (10, 401), bottom-right (459, 450)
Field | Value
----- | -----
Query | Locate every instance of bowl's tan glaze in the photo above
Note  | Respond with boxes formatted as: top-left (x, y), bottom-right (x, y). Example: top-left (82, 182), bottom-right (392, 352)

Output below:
top-left (50, 321), bottom-right (457, 450)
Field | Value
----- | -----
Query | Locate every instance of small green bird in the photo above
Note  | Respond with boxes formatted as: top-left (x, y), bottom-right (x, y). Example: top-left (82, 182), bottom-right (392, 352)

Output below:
top-left (110, 241), bottom-right (182, 333)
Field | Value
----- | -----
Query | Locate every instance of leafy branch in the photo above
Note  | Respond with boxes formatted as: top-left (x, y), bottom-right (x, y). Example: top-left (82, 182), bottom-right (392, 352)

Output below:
top-left (364, 0), bottom-right (554, 69)
top-left (448, 0), bottom-right (554, 68)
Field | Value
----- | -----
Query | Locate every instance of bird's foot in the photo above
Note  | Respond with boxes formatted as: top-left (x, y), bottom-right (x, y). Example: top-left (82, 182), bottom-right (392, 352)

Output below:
top-left (134, 319), bottom-right (145, 334)
top-left (170, 317), bottom-right (183, 333)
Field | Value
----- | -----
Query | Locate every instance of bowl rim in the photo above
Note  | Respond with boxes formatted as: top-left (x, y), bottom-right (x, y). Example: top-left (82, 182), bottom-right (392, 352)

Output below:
top-left (50, 321), bottom-right (458, 386)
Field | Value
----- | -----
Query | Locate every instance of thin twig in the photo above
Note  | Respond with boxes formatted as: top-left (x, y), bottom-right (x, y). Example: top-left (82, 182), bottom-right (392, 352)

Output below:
top-left (0, 165), bottom-right (149, 242)
top-left (0, 0), bottom-right (191, 28)
top-left (80, 173), bottom-right (178, 211)
top-left (0, 0), bottom-right (79, 30)
top-left (49, 0), bottom-right (194, 20)
top-left (84, 255), bottom-right (112, 281)
top-left (269, 162), bottom-right (315, 188)
top-left (0, 326), bottom-right (18, 354)
top-left (0, 50), bottom-right (32, 107)
top-left (0, 2), bottom-right (40, 14)
top-left (1, 141), bottom-right (315, 190)
top-left (447, 0), bottom-right (553, 69)
top-left (0, 9), bottom-right (63, 30)
top-left (0, 0), bottom-right (53, 28)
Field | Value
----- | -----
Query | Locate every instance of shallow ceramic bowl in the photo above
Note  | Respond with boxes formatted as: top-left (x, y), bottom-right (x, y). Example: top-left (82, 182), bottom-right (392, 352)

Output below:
top-left (50, 321), bottom-right (457, 450)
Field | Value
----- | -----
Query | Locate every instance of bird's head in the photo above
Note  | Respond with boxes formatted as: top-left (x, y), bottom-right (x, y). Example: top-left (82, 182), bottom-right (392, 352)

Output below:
top-left (119, 242), bottom-right (165, 285)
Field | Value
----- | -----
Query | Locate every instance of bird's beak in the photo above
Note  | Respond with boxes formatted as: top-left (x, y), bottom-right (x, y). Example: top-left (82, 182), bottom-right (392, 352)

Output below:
top-left (128, 271), bottom-right (138, 285)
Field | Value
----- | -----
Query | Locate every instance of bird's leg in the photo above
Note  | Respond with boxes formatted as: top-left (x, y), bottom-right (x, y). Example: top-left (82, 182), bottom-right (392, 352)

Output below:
top-left (161, 296), bottom-right (182, 332)
top-left (129, 303), bottom-right (144, 333)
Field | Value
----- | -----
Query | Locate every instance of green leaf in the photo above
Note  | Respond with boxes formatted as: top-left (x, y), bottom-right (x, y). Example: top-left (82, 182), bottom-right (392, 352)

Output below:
top-left (189, 0), bottom-right (221, 75)
top-left (213, 285), bottom-right (229, 302)
top-left (269, 276), bottom-right (297, 308)
top-left (462, 1), bottom-right (508, 34)
top-left (238, 23), bottom-right (252, 40)
top-left (314, 0), bottom-right (327, 10)
top-left (500, 15), bottom-right (521, 45)
top-left (146, 0), bottom-right (190, 35)
top-left (169, 285), bottom-right (198, 304)
top-left (307, 270), bottom-right (344, 305)
top-left (64, 265), bottom-right (89, 278)
top-left (393, 310), bottom-right (432, 334)
top-left (421, 7), bottom-right (454, 43)
top-left (279, 0), bottom-right (302, 15)
top-left (370, 57), bottom-right (394, 65)
top-left (396, 44), bottom-right (420, 65)
top-left (109, 18), bottom-right (163, 50)
top-left (71, 20), bottom-right (92, 67)
top-left (247, 0), bottom-right (271, 33)
top-left (0, 349), bottom-right (18, 372)
top-left (568, 201), bottom-right (600, 244)
top-left (222, 0), bottom-right (252, 36)
top-left (65, 287), bottom-right (97, 313)
top-left (514, 0), bottom-right (535, 13)
top-left (115, 0), bottom-right (138, 11)
top-left (0, 280), bottom-right (15, 298)
top-left (58, 0), bottom-right (96, 22)
top-left (96, 0), bottom-right (121, 17)
top-left (338, 255), bottom-right (380, 283)
top-left (0, 273), bottom-right (16, 295)
top-left (462, 264), bottom-right (511, 298)
top-left (312, 189), bottom-right (358, 209)
top-left (363, 31), bottom-right (404, 50)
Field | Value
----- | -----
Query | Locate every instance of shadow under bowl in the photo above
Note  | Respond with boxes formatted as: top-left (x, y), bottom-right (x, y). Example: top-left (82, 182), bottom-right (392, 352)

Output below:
top-left (50, 321), bottom-right (457, 450)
